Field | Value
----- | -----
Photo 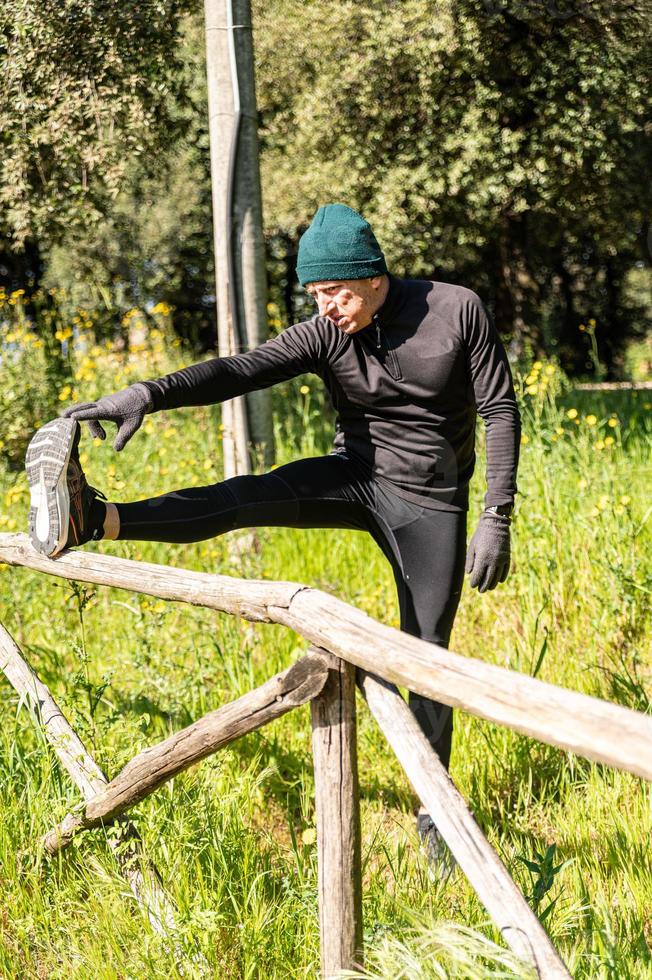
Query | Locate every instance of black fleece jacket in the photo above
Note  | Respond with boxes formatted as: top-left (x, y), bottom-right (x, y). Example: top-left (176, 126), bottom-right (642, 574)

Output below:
top-left (143, 275), bottom-right (521, 512)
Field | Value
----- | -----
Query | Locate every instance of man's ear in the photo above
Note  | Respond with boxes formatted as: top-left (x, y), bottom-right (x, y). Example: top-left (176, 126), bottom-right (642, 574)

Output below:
top-left (370, 276), bottom-right (383, 290)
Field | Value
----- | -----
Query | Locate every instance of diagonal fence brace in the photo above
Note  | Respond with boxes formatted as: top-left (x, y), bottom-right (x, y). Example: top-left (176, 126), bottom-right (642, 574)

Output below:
top-left (358, 671), bottom-right (572, 980)
top-left (0, 620), bottom-right (176, 935)
top-left (44, 652), bottom-right (329, 855)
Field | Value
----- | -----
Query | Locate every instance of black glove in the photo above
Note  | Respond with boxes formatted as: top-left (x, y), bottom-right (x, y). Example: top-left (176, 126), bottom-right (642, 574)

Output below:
top-left (61, 382), bottom-right (154, 451)
top-left (465, 511), bottom-right (511, 593)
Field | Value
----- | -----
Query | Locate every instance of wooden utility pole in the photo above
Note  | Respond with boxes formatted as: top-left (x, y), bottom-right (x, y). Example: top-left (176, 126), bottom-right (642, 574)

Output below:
top-left (204, 0), bottom-right (274, 477)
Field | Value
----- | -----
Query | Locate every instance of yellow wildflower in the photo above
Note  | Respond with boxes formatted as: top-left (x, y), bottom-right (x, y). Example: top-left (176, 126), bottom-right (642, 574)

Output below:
top-left (520, 434), bottom-right (529, 445)
top-left (524, 374), bottom-right (537, 385)
top-left (604, 436), bottom-right (614, 446)
top-left (585, 415), bottom-right (597, 426)
top-left (607, 417), bottom-right (618, 428)
top-left (526, 384), bottom-right (538, 395)
top-left (151, 302), bottom-right (172, 316)
top-left (620, 495), bottom-right (631, 506)
top-left (545, 365), bottom-right (556, 375)
top-left (555, 426), bottom-right (564, 436)
top-left (300, 384), bottom-right (310, 395)
top-left (566, 408), bottom-right (578, 420)
top-left (595, 441), bottom-right (604, 451)
top-left (532, 361), bottom-right (542, 370)
top-left (58, 386), bottom-right (72, 402)
top-left (597, 495), bottom-right (609, 510)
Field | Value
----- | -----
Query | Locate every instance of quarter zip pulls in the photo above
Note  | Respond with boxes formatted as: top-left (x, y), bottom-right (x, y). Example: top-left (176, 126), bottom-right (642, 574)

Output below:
top-left (374, 314), bottom-right (382, 350)
top-left (370, 313), bottom-right (402, 381)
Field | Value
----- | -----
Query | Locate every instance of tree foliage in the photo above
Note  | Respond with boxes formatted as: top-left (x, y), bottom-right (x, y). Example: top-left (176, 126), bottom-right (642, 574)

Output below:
top-left (254, 0), bottom-right (652, 369)
top-left (1, 0), bottom-right (650, 373)
top-left (43, 13), bottom-right (215, 345)
top-left (0, 0), bottom-right (191, 245)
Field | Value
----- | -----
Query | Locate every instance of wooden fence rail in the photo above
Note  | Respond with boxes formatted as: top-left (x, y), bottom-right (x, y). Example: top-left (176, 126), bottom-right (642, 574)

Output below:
top-left (1, 530), bottom-right (650, 978)
top-left (2, 533), bottom-right (650, 780)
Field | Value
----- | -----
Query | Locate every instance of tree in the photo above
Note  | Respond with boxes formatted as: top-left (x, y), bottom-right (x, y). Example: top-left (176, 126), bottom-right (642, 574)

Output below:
top-left (0, 0), bottom-right (191, 248)
top-left (5, 1), bottom-right (649, 376)
top-left (253, 0), bottom-right (652, 372)
top-left (204, 0), bottom-right (274, 474)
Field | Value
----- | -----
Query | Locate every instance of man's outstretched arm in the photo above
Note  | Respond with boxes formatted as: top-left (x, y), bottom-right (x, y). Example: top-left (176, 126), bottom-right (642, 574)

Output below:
top-left (62, 320), bottom-right (324, 451)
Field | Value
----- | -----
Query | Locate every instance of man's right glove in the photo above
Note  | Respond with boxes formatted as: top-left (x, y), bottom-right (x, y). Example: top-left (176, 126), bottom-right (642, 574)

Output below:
top-left (465, 510), bottom-right (511, 593)
top-left (61, 382), bottom-right (154, 451)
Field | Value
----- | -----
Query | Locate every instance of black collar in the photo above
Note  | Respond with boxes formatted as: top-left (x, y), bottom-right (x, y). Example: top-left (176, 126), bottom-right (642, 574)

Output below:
top-left (373, 274), bottom-right (406, 327)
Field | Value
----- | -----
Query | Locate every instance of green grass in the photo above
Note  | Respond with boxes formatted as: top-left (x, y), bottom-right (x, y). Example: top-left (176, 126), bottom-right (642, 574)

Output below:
top-left (0, 341), bottom-right (650, 978)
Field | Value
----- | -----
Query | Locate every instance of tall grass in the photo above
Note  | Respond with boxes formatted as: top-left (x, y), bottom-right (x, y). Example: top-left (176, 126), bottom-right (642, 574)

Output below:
top-left (0, 301), bottom-right (650, 978)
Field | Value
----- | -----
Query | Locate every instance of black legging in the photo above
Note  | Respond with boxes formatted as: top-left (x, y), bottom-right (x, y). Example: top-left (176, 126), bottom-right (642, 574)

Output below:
top-left (116, 451), bottom-right (466, 768)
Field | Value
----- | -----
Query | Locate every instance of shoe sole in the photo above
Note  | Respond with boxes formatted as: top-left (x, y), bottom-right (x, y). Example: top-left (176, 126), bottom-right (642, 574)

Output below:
top-left (26, 418), bottom-right (79, 557)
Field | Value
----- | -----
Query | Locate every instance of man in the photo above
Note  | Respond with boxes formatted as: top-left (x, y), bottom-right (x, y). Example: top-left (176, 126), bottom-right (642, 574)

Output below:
top-left (26, 203), bottom-right (520, 864)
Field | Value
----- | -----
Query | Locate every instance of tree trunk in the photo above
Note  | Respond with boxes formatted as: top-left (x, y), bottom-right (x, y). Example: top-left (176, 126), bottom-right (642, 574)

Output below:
top-left (204, 0), bottom-right (274, 476)
top-left (496, 212), bottom-right (542, 355)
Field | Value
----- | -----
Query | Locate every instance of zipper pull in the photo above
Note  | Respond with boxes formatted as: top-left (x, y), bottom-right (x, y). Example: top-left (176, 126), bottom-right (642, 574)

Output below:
top-left (375, 316), bottom-right (382, 349)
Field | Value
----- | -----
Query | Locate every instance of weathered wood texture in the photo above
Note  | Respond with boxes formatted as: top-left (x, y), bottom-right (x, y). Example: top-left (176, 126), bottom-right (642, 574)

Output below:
top-left (204, 0), bottom-right (274, 469)
top-left (358, 671), bottom-right (571, 979)
top-left (0, 533), bottom-right (305, 623)
top-left (310, 651), bottom-right (363, 978)
top-left (2, 533), bottom-right (650, 781)
top-left (273, 590), bottom-right (652, 782)
top-left (44, 653), bottom-right (329, 855)
top-left (0, 620), bottom-right (176, 934)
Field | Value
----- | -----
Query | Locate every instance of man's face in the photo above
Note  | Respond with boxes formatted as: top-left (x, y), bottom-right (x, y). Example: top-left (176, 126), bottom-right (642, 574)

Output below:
top-left (305, 276), bottom-right (387, 334)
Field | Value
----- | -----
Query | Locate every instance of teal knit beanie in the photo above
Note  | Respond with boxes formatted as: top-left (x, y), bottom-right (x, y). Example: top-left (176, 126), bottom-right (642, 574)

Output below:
top-left (296, 204), bottom-right (388, 286)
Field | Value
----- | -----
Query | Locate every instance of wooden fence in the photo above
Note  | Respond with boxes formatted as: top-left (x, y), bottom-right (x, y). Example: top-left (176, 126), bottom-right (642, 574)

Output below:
top-left (1, 530), bottom-right (650, 978)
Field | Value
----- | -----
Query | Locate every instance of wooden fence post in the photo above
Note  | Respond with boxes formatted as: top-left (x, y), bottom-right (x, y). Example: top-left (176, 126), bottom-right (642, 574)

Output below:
top-left (310, 649), bottom-right (363, 978)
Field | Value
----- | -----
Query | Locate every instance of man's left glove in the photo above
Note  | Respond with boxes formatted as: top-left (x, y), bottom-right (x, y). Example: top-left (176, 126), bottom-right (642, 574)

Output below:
top-left (60, 383), bottom-right (154, 452)
top-left (465, 511), bottom-right (511, 593)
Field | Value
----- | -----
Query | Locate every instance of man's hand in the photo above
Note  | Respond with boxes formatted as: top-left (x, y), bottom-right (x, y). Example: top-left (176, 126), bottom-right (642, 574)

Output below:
top-left (465, 511), bottom-right (511, 593)
top-left (61, 382), bottom-right (154, 452)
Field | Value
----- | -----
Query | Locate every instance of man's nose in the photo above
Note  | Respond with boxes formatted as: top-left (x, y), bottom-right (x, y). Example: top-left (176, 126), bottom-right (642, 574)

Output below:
top-left (318, 296), bottom-right (336, 316)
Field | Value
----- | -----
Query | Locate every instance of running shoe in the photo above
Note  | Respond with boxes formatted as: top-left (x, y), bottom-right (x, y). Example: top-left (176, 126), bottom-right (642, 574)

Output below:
top-left (417, 812), bottom-right (456, 876)
top-left (26, 418), bottom-right (107, 557)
